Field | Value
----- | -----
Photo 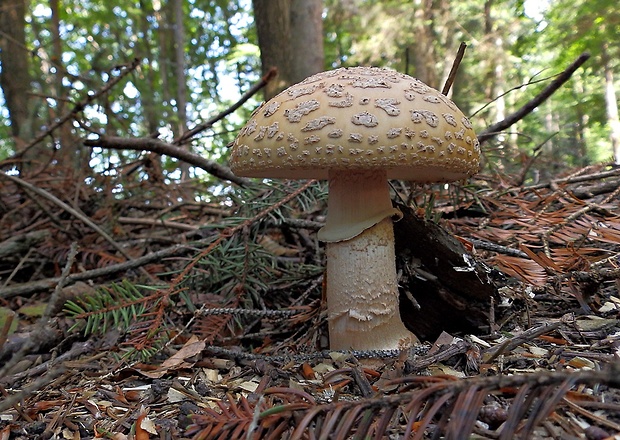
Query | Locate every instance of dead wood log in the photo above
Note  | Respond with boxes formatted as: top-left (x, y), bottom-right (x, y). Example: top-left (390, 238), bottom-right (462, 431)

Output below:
top-left (0, 229), bottom-right (49, 259)
top-left (394, 203), bottom-right (498, 341)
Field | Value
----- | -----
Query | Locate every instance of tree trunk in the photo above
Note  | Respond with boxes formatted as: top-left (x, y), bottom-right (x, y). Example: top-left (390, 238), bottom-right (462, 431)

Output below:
top-left (138, 0), bottom-right (161, 134)
top-left (252, 0), bottom-right (324, 100)
top-left (411, 0), bottom-right (437, 87)
top-left (0, 0), bottom-right (34, 147)
top-left (252, 0), bottom-right (292, 100)
top-left (290, 0), bottom-right (324, 83)
top-left (573, 73), bottom-right (589, 166)
top-left (50, 0), bottom-right (81, 172)
top-left (172, 0), bottom-right (190, 179)
top-left (601, 43), bottom-right (620, 164)
top-left (156, 1), bottom-right (173, 106)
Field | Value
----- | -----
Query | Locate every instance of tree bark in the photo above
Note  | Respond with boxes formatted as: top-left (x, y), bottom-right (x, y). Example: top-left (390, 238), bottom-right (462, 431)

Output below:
top-left (601, 43), bottom-right (620, 164)
top-left (50, 0), bottom-right (82, 172)
top-left (252, 0), bottom-right (292, 100)
top-left (138, 0), bottom-right (160, 134)
top-left (411, 0), bottom-right (437, 87)
top-left (290, 0), bottom-right (324, 83)
top-left (0, 0), bottom-right (34, 145)
top-left (252, 0), bottom-right (324, 100)
top-left (393, 204), bottom-right (498, 341)
top-left (172, 0), bottom-right (190, 179)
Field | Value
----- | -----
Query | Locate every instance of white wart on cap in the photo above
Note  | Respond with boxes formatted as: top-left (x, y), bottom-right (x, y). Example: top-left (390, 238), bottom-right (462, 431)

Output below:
top-left (230, 66), bottom-right (480, 182)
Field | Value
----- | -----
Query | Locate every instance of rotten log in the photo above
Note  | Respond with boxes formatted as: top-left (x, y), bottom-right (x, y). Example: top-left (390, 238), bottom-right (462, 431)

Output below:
top-left (394, 203), bottom-right (498, 341)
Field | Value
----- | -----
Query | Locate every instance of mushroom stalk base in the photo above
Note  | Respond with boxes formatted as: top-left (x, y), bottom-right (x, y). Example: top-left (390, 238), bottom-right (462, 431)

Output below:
top-left (323, 170), bottom-right (416, 351)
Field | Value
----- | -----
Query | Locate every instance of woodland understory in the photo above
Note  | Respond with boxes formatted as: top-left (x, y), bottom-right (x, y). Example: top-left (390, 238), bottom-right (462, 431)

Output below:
top-left (1, 59), bottom-right (620, 439)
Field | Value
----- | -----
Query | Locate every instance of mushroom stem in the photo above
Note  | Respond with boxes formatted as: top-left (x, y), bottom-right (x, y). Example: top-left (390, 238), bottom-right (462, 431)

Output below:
top-left (321, 169), bottom-right (416, 350)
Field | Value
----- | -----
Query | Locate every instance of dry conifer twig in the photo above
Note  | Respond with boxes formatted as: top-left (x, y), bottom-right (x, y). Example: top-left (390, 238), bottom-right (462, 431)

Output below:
top-left (15, 58), bottom-right (141, 158)
top-left (0, 243), bottom-right (80, 379)
top-left (175, 66), bottom-right (278, 144)
top-left (83, 136), bottom-right (250, 186)
top-left (478, 52), bottom-right (590, 144)
top-left (0, 366), bottom-right (68, 413)
top-left (0, 173), bottom-right (156, 281)
top-left (542, 183), bottom-right (620, 257)
top-left (482, 321), bottom-right (562, 363)
top-left (442, 42), bottom-right (467, 96)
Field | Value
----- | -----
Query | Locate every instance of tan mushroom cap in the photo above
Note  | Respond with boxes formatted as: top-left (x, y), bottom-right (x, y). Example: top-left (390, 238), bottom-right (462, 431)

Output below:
top-left (230, 66), bottom-right (480, 182)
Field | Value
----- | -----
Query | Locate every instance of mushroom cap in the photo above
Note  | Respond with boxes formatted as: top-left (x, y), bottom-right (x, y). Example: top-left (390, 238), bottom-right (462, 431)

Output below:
top-left (230, 66), bottom-right (480, 182)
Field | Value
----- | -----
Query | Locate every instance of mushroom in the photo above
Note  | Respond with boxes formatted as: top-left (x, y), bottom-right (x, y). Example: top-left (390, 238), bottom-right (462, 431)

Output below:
top-left (230, 66), bottom-right (480, 351)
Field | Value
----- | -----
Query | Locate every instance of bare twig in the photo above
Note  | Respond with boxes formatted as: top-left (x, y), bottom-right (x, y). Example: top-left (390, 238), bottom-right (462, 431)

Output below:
top-left (542, 184), bottom-right (620, 256)
top-left (0, 243), bottom-right (80, 379)
top-left (1, 248), bottom-right (34, 289)
top-left (0, 241), bottom-right (188, 299)
top-left (468, 239), bottom-right (528, 258)
top-left (83, 136), bottom-right (250, 186)
top-left (482, 322), bottom-right (562, 363)
top-left (0, 173), bottom-right (156, 282)
top-left (16, 58), bottom-right (141, 157)
top-left (118, 216), bottom-right (200, 231)
top-left (524, 167), bottom-right (620, 191)
top-left (45, 242), bottom-right (79, 320)
top-left (442, 42), bottom-right (467, 96)
top-left (478, 52), bottom-right (590, 144)
top-left (0, 367), bottom-right (68, 412)
top-left (407, 339), bottom-right (471, 372)
top-left (0, 340), bottom-right (95, 385)
top-left (175, 67), bottom-right (278, 144)
top-left (83, 68), bottom-right (278, 186)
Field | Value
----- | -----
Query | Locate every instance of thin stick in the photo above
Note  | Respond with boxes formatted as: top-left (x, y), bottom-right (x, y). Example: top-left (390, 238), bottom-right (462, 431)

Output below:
top-left (442, 42), bottom-right (467, 96)
top-left (1, 173), bottom-right (156, 281)
top-left (0, 367), bottom-right (68, 412)
top-left (16, 58), bottom-right (141, 157)
top-left (175, 67), bottom-right (278, 144)
top-left (84, 136), bottom-right (250, 186)
top-left (478, 52), bottom-right (590, 144)
top-left (45, 242), bottom-right (79, 320)
top-left (0, 242), bottom-right (187, 299)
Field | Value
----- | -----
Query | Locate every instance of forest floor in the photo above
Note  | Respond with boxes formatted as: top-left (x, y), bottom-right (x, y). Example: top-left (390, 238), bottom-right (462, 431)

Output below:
top-left (1, 162), bottom-right (620, 439)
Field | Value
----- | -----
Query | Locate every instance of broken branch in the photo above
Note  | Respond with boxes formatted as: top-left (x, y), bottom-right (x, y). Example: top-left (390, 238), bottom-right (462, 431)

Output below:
top-left (478, 52), bottom-right (590, 144)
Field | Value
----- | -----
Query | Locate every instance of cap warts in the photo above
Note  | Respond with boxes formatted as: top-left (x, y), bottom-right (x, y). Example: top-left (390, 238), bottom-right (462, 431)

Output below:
top-left (230, 66), bottom-right (480, 181)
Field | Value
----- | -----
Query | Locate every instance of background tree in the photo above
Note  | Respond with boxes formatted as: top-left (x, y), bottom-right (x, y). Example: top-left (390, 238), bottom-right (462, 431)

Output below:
top-left (0, 0), bottom-right (36, 169)
top-left (0, 0), bottom-right (618, 180)
top-left (529, 0), bottom-right (619, 165)
top-left (252, 0), bottom-right (324, 99)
